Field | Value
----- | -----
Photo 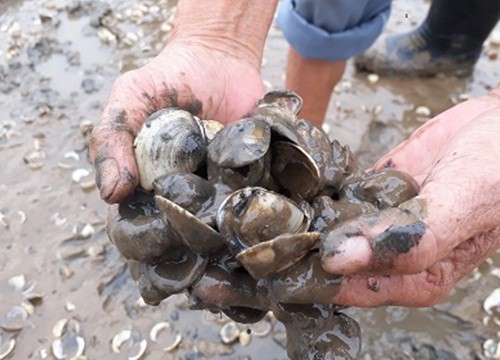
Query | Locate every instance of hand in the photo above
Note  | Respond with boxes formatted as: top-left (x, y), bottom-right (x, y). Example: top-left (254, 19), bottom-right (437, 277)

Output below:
top-left (322, 87), bottom-right (500, 307)
top-left (90, 40), bottom-right (265, 203)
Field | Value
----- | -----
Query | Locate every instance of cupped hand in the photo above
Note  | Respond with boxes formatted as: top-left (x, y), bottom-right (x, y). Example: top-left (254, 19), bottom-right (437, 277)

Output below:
top-left (90, 40), bottom-right (265, 203)
top-left (322, 87), bottom-right (500, 307)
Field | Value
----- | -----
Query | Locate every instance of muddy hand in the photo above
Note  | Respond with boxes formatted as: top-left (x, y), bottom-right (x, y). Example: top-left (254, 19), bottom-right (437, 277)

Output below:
top-left (90, 1), bottom-right (273, 203)
top-left (322, 86), bottom-right (500, 307)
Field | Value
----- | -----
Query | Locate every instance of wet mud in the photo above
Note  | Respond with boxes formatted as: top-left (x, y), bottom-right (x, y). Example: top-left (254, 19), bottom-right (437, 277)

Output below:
top-left (1, 0), bottom-right (499, 359)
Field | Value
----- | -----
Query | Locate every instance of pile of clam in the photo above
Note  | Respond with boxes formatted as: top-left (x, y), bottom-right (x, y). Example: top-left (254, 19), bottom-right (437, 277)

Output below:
top-left (107, 91), bottom-right (419, 359)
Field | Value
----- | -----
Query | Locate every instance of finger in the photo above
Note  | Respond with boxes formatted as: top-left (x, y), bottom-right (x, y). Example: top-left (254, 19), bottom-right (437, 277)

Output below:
top-left (331, 227), bottom-right (499, 307)
top-left (373, 89), bottom-right (500, 181)
top-left (90, 71), bottom-right (152, 203)
top-left (323, 112), bottom-right (500, 276)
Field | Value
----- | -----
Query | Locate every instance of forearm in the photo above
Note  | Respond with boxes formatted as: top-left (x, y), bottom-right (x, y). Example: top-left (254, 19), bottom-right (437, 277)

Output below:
top-left (169, 0), bottom-right (278, 68)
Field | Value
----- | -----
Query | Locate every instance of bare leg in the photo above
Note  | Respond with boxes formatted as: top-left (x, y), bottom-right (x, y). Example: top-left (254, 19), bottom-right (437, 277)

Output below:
top-left (286, 47), bottom-right (346, 127)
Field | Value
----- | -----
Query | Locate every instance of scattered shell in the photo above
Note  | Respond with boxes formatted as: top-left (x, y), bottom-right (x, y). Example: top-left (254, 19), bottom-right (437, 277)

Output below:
top-left (72, 169), bottom-right (90, 183)
top-left (64, 152), bottom-right (80, 161)
top-left (80, 121), bottom-right (94, 136)
top-left (51, 336), bottom-right (85, 359)
top-left (0, 212), bottom-right (9, 229)
top-left (8, 274), bottom-right (26, 290)
top-left (17, 211), bottom-right (26, 224)
top-left (150, 322), bottom-right (170, 342)
top-left (204, 311), bottom-right (229, 325)
top-left (248, 319), bottom-right (272, 338)
top-left (73, 223), bottom-right (95, 239)
top-left (65, 302), bottom-right (76, 312)
top-left (484, 288), bottom-right (500, 315)
top-left (112, 330), bottom-right (132, 353)
top-left (1, 306), bottom-right (28, 332)
top-left (373, 104), bottom-right (383, 115)
top-left (24, 292), bottom-right (44, 306)
top-left (367, 73), bottom-right (379, 84)
top-left (491, 30), bottom-right (500, 46)
top-left (239, 330), bottom-right (251, 347)
top-left (220, 321), bottom-right (240, 344)
top-left (163, 333), bottom-right (182, 352)
top-left (0, 338), bottom-right (15, 360)
top-left (128, 339), bottom-right (147, 360)
top-left (80, 180), bottom-right (96, 191)
top-left (53, 319), bottom-right (69, 338)
top-left (21, 301), bottom-right (34, 315)
top-left (483, 339), bottom-right (500, 359)
top-left (39, 348), bottom-right (48, 359)
top-left (51, 213), bottom-right (67, 227)
top-left (97, 27), bottom-right (117, 44)
top-left (415, 106), bottom-right (431, 117)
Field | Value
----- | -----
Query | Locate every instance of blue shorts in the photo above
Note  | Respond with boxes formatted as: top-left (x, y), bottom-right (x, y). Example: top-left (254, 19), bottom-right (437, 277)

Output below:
top-left (277, 0), bottom-right (392, 61)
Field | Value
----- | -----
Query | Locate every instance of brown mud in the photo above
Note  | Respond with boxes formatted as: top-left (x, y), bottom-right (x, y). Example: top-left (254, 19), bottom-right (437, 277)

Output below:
top-left (1, 0), bottom-right (499, 359)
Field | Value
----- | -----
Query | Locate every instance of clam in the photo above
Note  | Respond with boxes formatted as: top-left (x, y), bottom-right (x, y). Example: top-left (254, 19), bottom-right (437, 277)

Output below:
top-left (217, 187), bottom-right (316, 277)
top-left (201, 120), bottom-right (224, 142)
top-left (155, 195), bottom-right (225, 254)
top-left (129, 251), bottom-right (207, 306)
top-left (134, 108), bottom-right (207, 190)
top-left (341, 169), bottom-right (419, 208)
top-left (108, 189), bottom-right (182, 264)
top-left (256, 90), bottom-right (303, 115)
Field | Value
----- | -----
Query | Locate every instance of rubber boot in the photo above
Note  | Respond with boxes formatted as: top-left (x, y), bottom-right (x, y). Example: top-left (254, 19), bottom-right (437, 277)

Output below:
top-left (355, 0), bottom-right (500, 77)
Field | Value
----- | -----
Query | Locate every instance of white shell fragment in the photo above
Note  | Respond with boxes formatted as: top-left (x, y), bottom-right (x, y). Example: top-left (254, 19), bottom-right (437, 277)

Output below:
top-left (163, 334), bottom-right (182, 352)
top-left (248, 319), bottom-right (272, 338)
top-left (111, 330), bottom-right (132, 353)
top-left (220, 321), bottom-right (240, 344)
top-left (415, 106), bottom-right (431, 117)
top-left (8, 274), bottom-right (26, 290)
top-left (367, 73), bottom-right (379, 84)
top-left (239, 330), bottom-right (251, 347)
top-left (491, 30), bottom-right (500, 46)
top-left (150, 322), bottom-right (170, 342)
top-left (1, 306), bottom-right (28, 332)
top-left (128, 339), bottom-right (147, 360)
top-left (0, 338), bottom-right (15, 360)
top-left (52, 319), bottom-right (69, 338)
top-left (72, 169), bottom-right (90, 183)
top-left (483, 339), bottom-right (500, 359)
top-left (483, 288), bottom-right (500, 314)
top-left (51, 336), bottom-right (85, 360)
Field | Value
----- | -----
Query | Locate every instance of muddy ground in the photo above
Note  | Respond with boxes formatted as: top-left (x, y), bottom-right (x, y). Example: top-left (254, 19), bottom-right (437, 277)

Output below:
top-left (0, 0), bottom-right (499, 359)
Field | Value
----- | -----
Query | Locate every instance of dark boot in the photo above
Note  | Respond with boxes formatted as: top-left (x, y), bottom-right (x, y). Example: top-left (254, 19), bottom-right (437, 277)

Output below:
top-left (355, 0), bottom-right (500, 76)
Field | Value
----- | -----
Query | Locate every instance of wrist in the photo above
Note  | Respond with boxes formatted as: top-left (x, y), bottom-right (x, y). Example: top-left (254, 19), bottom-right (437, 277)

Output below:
top-left (167, 0), bottom-right (278, 69)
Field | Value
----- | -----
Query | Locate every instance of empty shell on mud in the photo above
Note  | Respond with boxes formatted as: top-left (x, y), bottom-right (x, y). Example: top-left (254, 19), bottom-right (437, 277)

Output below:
top-left (220, 321), bottom-right (240, 344)
top-left (112, 330), bottom-right (132, 353)
top-left (0, 338), bottom-right (15, 360)
top-left (1, 306), bottom-right (28, 332)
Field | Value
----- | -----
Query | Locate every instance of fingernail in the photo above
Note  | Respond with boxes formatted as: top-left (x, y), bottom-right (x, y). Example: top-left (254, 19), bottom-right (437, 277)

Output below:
top-left (95, 158), bottom-right (120, 201)
top-left (322, 236), bottom-right (371, 274)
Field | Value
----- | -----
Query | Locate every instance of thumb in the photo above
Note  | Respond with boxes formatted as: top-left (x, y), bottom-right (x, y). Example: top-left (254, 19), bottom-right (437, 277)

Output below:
top-left (321, 114), bottom-right (500, 276)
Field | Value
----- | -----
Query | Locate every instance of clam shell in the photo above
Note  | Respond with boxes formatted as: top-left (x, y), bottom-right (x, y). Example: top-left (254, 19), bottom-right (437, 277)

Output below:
top-left (0, 338), bottom-right (15, 360)
top-left (201, 120), bottom-right (224, 142)
top-left (208, 118), bottom-right (270, 168)
top-left (108, 190), bottom-right (182, 264)
top-left (236, 232), bottom-right (321, 278)
top-left (155, 196), bottom-right (225, 254)
top-left (271, 141), bottom-right (322, 200)
top-left (134, 108), bottom-right (207, 190)
top-left (257, 90), bottom-right (303, 115)
top-left (129, 251), bottom-right (207, 305)
top-left (220, 322), bottom-right (240, 344)
top-left (217, 187), bottom-right (311, 254)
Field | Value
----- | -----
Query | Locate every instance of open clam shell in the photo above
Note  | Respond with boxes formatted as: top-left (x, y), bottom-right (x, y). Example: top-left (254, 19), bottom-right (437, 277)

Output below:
top-left (236, 232), bottom-right (321, 279)
top-left (134, 108), bottom-right (207, 190)
top-left (108, 189), bottom-right (182, 264)
top-left (217, 187), bottom-right (311, 254)
top-left (129, 251), bottom-right (207, 306)
top-left (155, 196), bottom-right (225, 255)
top-left (208, 118), bottom-right (271, 168)
top-left (271, 141), bottom-right (322, 200)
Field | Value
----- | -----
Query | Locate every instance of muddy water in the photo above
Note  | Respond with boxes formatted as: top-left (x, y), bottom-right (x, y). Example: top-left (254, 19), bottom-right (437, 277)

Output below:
top-left (0, 0), bottom-right (499, 359)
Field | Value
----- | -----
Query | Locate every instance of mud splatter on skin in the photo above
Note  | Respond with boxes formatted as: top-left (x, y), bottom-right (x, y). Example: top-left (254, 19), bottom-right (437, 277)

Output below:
top-left (159, 83), bottom-right (203, 117)
top-left (321, 198), bottom-right (428, 272)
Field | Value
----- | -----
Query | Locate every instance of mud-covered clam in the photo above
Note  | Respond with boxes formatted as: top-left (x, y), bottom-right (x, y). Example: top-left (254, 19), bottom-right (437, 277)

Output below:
top-left (108, 90), bottom-right (421, 360)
